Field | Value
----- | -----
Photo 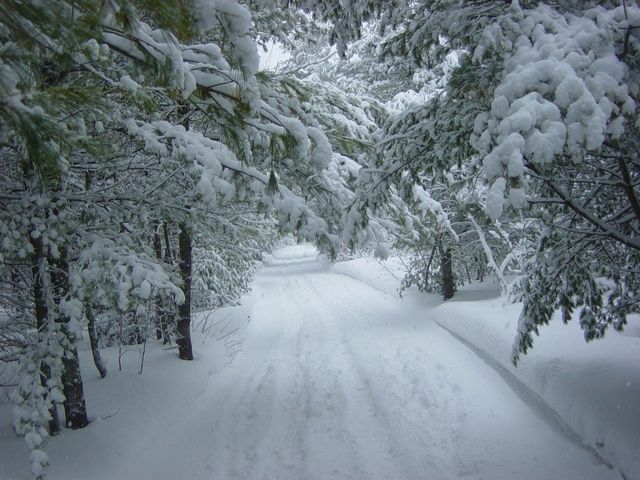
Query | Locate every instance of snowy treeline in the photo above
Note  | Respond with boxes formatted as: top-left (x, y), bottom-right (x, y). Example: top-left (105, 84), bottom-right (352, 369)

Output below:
top-left (1, 0), bottom-right (638, 477)
top-left (291, 0), bottom-right (640, 355)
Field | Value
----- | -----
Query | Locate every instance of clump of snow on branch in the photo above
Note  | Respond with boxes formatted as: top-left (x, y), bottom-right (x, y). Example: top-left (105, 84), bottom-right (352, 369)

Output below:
top-left (411, 183), bottom-right (458, 241)
top-left (10, 327), bottom-right (65, 479)
top-left (192, 0), bottom-right (259, 76)
top-left (472, 2), bottom-right (639, 219)
top-left (72, 237), bottom-right (184, 311)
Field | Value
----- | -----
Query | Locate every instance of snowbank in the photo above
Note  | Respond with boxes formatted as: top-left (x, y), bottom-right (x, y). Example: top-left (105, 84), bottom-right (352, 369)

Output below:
top-left (0, 299), bottom-right (254, 480)
top-left (330, 256), bottom-right (406, 298)
top-left (434, 296), bottom-right (640, 480)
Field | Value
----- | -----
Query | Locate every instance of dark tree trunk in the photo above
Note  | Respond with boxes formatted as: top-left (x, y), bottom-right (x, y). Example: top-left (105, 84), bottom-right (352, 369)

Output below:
top-left (60, 348), bottom-right (89, 429)
top-left (175, 105), bottom-right (192, 359)
top-left (440, 245), bottom-right (455, 300)
top-left (163, 222), bottom-right (173, 263)
top-left (153, 222), bottom-right (164, 341)
top-left (476, 254), bottom-right (486, 281)
top-left (177, 223), bottom-right (193, 360)
top-left (85, 304), bottom-right (107, 378)
top-left (424, 244), bottom-right (437, 291)
top-left (10, 267), bottom-right (21, 302)
top-left (49, 246), bottom-right (89, 429)
top-left (160, 222), bottom-right (174, 344)
top-left (30, 236), bottom-right (60, 435)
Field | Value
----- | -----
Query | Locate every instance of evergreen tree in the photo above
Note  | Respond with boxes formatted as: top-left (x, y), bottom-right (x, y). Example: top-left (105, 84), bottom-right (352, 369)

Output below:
top-left (294, 0), bottom-right (640, 356)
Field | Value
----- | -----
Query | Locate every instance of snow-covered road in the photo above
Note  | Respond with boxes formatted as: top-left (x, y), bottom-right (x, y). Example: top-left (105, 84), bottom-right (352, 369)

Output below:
top-left (159, 246), bottom-right (616, 480)
top-left (4, 246), bottom-right (620, 480)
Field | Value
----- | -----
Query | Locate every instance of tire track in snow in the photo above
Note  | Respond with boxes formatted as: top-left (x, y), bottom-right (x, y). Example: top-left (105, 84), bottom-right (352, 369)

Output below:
top-left (296, 273), bottom-right (414, 479)
top-left (201, 277), bottom-right (296, 479)
top-left (199, 261), bottom-right (620, 480)
top-left (282, 275), bottom-right (376, 479)
top-left (271, 279), bottom-right (313, 479)
top-left (300, 272), bottom-right (459, 479)
top-left (208, 273), bottom-right (368, 479)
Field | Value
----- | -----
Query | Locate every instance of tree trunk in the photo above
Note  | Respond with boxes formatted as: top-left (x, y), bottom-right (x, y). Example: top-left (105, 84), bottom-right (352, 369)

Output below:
top-left (177, 223), bottom-right (194, 360)
top-left (440, 244), bottom-right (455, 300)
top-left (59, 347), bottom-right (89, 429)
top-left (85, 304), bottom-right (107, 378)
top-left (49, 246), bottom-right (89, 429)
top-left (175, 105), bottom-right (192, 359)
top-left (163, 222), bottom-right (173, 263)
top-left (153, 222), bottom-right (164, 341)
top-left (162, 222), bottom-right (176, 344)
top-left (424, 244), bottom-right (437, 291)
top-left (476, 254), bottom-right (485, 281)
top-left (30, 236), bottom-right (60, 435)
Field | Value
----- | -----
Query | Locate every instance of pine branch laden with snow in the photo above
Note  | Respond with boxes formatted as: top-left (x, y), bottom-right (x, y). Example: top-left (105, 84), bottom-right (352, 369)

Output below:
top-left (191, 214), bottom-right (279, 310)
top-left (308, 0), bottom-right (640, 353)
top-left (472, 2), bottom-right (638, 221)
top-left (101, 0), bottom-right (261, 106)
top-left (72, 237), bottom-right (185, 312)
top-left (254, 73), bottom-right (387, 239)
top-left (10, 327), bottom-right (65, 479)
top-left (103, 6), bottom-right (366, 256)
top-left (123, 118), bottom-right (341, 253)
top-left (512, 229), bottom-right (610, 363)
top-left (464, 1), bottom-right (640, 354)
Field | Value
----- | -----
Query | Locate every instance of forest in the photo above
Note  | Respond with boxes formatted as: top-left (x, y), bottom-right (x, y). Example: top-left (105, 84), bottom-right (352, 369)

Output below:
top-left (1, 1), bottom-right (639, 479)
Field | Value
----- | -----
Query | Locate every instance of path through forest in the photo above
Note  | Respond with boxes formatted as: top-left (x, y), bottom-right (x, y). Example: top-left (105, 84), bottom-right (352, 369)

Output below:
top-left (140, 245), bottom-right (616, 480)
top-left (5, 245), bottom-right (620, 480)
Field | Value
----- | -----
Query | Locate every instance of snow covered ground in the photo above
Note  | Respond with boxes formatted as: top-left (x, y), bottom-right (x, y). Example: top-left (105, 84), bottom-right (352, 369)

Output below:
top-left (0, 245), bottom-right (634, 479)
top-left (433, 290), bottom-right (640, 480)
top-left (331, 253), bottom-right (640, 480)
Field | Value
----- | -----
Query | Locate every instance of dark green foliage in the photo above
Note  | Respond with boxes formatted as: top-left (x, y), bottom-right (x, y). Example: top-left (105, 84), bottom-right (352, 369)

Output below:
top-left (513, 228), bottom-right (640, 364)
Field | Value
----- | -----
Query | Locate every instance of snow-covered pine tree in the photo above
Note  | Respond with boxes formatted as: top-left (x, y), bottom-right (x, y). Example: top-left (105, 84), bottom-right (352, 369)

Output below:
top-left (1, 0), bottom-right (116, 474)
top-left (464, 2), bottom-right (640, 361)
top-left (291, 0), bottom-right (640, 356)
top-left (1, 0), bottom-right (374, 435)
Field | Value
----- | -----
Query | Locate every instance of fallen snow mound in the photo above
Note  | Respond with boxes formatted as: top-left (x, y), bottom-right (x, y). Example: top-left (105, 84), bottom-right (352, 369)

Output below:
top-left (262, 244), bottom-right (323, 267)
top-left (434, 298), bottom-right (640, 480)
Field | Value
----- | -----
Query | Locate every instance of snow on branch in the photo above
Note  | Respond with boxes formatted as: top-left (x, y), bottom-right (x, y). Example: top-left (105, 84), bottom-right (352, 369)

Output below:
top-left (472, 3), bottom-right (639, 219)
top-left (124, 119), bottom-right (340, 252)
